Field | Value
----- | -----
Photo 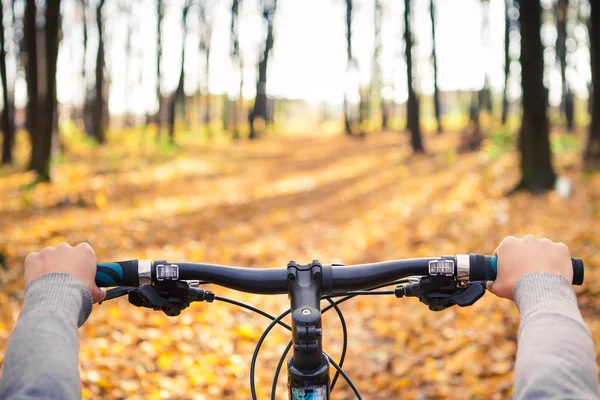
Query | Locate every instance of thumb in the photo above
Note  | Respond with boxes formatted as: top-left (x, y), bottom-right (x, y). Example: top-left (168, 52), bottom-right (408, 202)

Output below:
top-left (91, 287), bottom-right (106, 304)
top-left (486, 280), bottom-right (494, 293)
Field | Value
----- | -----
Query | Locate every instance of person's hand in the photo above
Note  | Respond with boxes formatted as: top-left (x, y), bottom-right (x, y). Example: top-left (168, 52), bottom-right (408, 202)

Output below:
top-left (486, 235), bottom-right (573, 300)
top-left (24, 242), bottom-right (106, 303)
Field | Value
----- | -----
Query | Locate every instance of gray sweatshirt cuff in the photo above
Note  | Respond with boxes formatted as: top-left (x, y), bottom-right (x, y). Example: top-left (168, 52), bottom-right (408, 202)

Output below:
top-left (23, 273), bottom-right (93, 327)
top-left (513, 272), bottom-right (582, 322)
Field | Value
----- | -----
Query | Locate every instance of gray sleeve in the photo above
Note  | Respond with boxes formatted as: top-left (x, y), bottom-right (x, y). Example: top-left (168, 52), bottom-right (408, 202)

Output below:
top-left (513, 272), bottom-right (600, 400)
top-left (0, 273), bottom-right (93, 400)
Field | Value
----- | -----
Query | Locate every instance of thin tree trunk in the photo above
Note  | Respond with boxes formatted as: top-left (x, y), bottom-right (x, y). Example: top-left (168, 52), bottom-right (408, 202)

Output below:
top-left (249, 0), bottom-right (277, 140)
top-left (230, 0), bottom-right (240, 139)
top-left (0, 3), bottom-right (15, 165)
top-left (405, 0), bottom-right (424, 153)
top-left (171, 1), bottom-right (190, 143)
top-left (25, 0), bottom-right (38, 171)
top-left (430, 0), bottom-right (442, 134)
top-left (344, 0), bottom-right (353, 135)
top-left (124, 3), bottom-right (133, 127)
top-left (502, 0), bottom-right (511, 126)
top-left (204, 42), bottom-right (211, 136)
top-left (91, 0), bottom-right (106, 144)
top-left (79, 0), bottom-right (92, 136)
top-left (513, 0), bottom-right (556, 193)
top-left (373, 0), bottom-right (386, 131)
top-left (556, 0), bottom-right (574, 131)
top-left (236, 57), bottom-right (243, 140)
top-left (156, 0), bottom-right (163, 135)
top-left (585, 0), bottom-right (600, 161)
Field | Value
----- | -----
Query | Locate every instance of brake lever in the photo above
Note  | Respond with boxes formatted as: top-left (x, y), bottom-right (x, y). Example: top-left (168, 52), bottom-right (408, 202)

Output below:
top-left (421, 283), bottom-right (486, 311)
top-left (127, 281), bottom-right (215, 317)
top-left (100, 286), bottom-right (138, 303)
top-left (395, 276), bottom-right (486, 311)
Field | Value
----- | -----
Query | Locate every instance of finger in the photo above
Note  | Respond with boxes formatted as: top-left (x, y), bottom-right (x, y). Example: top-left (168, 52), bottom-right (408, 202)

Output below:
top-left (486, 281), bottom-right (494, 292)
top-left (91, 287), bottom-right (106, 304)
top-left (56, 242), bottom-right (71, 249)
top-left (495, 235), bottom-right (519, 257)
top-left (24, 252), bottom-right (39, 266)
top-left (76, 242), bottom-right (96, 258)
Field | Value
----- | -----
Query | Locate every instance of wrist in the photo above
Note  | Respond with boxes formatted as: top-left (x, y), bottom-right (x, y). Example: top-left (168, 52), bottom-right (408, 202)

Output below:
top-left (513, 271), bottom-right (579, 320)
top-left (23, 272), bottom-right (94, 327)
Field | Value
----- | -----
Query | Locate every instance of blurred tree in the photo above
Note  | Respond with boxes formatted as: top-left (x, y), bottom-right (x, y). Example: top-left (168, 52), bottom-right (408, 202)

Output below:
top-left (430, 0), bottom-right (442, 133)
top-left (584, 0), bottom-right (599, 162)
top-left (123, 1), bottom-right (134, 127)
top-left (156, 0), bottom-right (164, 135)
top-left (479, 0), bottom-right (492, 113)
top-left (28, 0), bottom-right (62, 181)
top-left (248, 0), bottom-right (277, 140)
top-left (24, 0), bottom-right (38, 161)
top-left (79, 0), bottom-right (92, 137)
top-left (230, 0), bottom-right (242, 140)
top-left (513, 0), bottom-right (555, 193)
top-left (372, 0), bottom-right (388, 131)
top-left (459, 0), bottom-right (490, 152)
top-left (344, 0), bottom-right (352, 135)
top-left (404, 0), bottom-right (424, 153)
top-left (200, 3), bottom-right (213, 136)
top-left (501, 0), bottom-right (512, 126)
top-left (0, 1), bottom-right (15, 164)
top-left (91, 0), bottom-right (106, 144)
top-left (458, 91), bottom-right (484, 152)
top-left (555, 0), bottom-right (574, 131)
top-left (169, 0), bottom-right (191, 143)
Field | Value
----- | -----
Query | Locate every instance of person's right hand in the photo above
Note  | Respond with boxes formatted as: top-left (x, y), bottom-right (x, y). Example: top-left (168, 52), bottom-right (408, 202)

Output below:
top-left (486, 234), bottom-right (573, 300)
top-left (24, 242), bottom-right (106, 303)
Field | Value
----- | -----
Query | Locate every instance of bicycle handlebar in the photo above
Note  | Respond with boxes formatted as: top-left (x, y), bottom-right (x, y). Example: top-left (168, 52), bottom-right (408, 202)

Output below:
top-left (95, 254), bottom-right (585, 291)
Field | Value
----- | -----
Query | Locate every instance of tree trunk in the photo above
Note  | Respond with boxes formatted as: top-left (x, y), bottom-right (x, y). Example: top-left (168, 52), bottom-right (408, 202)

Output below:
top-left (459, 92), bottom-right (483, 152)
top-left (502, 0), bottom-right (511, 125)
top-left (172, 0), bottom-right (190, 143)
top-left (91, 0), bottom-right (106, 144)
top-left (513, 0), bottom-right (556, 193)
top-left (124, 3), bottom-right (133, 127)
top-left (0, 3), bottom-right (15, 165)
top-left (249, 0), bottom-right (277, 140)
top-left (556, 0), bottom-right (574, 131)
top-left (156, 0), bottom-right (163, 135)
top-left (230, 0), bottom-right (240, 139)
top-left (25, 0), bottom-right (39, 171)
top-left (585, 0), bottom-right (600, 161)
top-left (79, 0), bottom-right (92, 136)
top-left (430, 0), bottom-right (442, 134)
top-left (344, 0), bottom-right (353, 136)
top-left (28, 0), bottom-right (61, 181)
top-left (405, 0), bottom-right (424, 153)
top-left (204, 44), bottom-right (211, 136)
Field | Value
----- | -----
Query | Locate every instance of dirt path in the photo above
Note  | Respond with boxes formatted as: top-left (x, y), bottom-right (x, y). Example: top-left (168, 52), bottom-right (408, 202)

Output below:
top-left (1, 131), bottom-right (599, 399)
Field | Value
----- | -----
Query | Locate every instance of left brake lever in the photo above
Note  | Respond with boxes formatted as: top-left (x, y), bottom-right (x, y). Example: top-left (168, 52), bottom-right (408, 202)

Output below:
top-left (100, 286), bottom-right (138, 303)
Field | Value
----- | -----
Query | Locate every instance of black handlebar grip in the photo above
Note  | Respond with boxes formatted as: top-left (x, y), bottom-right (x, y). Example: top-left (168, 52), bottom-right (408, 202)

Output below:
top-left (95, 260), bottom-right (139, 287)
top-left (469, 255), bottom-right (584, 285)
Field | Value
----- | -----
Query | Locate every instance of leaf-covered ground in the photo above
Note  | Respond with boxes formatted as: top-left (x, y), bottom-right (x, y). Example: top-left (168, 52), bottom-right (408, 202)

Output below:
top-left (1, 130), bottom-right (600, 399)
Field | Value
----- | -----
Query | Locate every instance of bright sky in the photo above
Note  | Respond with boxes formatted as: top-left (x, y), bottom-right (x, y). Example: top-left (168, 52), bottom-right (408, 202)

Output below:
top-left (7, 0), bottom-right (593, 115)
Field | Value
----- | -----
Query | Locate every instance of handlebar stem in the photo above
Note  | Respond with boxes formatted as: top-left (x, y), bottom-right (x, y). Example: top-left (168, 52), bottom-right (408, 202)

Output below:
top-left (287, 260), bottom-right (330, 392)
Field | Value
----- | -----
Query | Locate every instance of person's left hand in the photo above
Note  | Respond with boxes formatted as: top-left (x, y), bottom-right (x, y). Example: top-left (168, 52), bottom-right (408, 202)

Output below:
top-left (24, 242), bottom-right (106, 303)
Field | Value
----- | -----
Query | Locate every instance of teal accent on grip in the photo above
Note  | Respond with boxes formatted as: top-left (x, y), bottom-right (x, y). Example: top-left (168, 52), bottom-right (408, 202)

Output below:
top-left (489, 256), bottom-right (498, 280)
top-left (96, 272), bottom-right (118, 286)
top-left (96, 262), bottom-right (124, 279)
